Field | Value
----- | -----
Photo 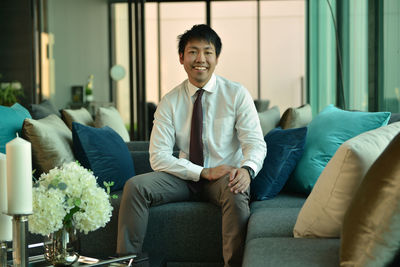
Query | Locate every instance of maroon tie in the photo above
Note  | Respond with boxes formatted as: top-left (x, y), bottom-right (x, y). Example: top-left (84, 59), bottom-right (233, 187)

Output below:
top-left (189, 89), bottom-right (204, 166)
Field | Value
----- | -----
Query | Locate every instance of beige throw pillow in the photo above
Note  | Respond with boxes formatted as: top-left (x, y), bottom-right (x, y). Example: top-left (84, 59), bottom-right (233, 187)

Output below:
top-left (94, 106), bottom-right (130, 142)
top-left (294, 122), bottom-right (400, 238)
top-left (279, 104), bottom-right (312, 129)
top-left (62, 108), bottom-right (94, 130)
top-left (258, 106), bottom-right (280, 136)
top-left (340, 132), bottom-right (400, 266)
top-left (22, 114), bottom-right (75, 174)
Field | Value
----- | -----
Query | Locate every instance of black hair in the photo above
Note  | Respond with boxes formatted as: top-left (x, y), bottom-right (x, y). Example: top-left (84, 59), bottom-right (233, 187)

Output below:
top-left (178, 24), bottom-right (222, 57)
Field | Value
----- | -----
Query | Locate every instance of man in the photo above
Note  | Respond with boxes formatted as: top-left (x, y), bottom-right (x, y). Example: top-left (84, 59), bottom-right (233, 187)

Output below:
top-left (117, 24), bottom-right (266, 267)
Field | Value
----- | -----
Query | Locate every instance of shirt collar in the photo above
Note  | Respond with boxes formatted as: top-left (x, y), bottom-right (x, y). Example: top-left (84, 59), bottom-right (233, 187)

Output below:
top-left (187, 74), bottom-right (216, 97)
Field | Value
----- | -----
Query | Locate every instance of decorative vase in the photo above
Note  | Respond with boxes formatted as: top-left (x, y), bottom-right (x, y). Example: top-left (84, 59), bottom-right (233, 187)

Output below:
top-left (44, 226), bottom-right (79, 266)
top-left (86, 94), bottom-right (93, 102)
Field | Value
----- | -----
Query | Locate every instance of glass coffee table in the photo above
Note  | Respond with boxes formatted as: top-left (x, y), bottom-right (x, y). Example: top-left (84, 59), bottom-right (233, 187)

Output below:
top-left (26, 254), bottom-right (141, 266)
top-left (5, 242), bottom-right (148, 266)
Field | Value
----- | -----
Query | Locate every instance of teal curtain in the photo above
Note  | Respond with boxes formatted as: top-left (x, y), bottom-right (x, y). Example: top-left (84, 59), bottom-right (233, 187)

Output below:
top-left (308, 0), bottom-right (337, 116)
top-left (381, 0), bottom-right (400, 112)
top-left (340, 0), bottom-right (368, 111)
top-left (308, 0), bottom-right (400, 114)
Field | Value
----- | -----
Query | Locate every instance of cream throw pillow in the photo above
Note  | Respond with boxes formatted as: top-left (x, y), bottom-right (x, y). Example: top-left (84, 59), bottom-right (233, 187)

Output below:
top-left (341, 131), bottom-right (400, 266)
top-left (22, 114), bottom-right (75, 174)
top-left (294, 122), bottom-right (400, 238)
top-left (94, 107), bottom-right (130, 142)
top-left (62, 108), bottom-right (94, 130)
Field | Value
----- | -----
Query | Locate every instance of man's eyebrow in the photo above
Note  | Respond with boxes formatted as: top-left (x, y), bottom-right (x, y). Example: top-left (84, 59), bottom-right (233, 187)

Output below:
top-left (186, 45), bottom-right (214, 50)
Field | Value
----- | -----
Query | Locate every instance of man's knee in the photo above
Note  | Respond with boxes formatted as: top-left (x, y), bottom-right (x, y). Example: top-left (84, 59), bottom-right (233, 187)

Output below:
top-left (123, 173), bottom-right (153, 198)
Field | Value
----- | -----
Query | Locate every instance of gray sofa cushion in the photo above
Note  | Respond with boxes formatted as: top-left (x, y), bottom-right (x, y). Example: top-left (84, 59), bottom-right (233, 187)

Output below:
top-left (246, 208), bottom-right (301, 241)
top-left (250, 193), bottom-right (306, 211)
top-left (243, 237), bottom-right (340, 267)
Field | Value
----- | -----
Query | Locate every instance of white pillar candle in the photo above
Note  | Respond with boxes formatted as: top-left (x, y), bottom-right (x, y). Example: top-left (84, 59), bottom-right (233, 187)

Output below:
top-left (0, 153), bottom-right (12, 241)
top-left (6, 137), bottom-right (32, 215)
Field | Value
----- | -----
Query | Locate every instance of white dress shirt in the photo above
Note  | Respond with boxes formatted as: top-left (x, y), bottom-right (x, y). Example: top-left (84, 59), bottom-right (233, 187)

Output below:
top-left (149, 74), bottom-right (267, 182)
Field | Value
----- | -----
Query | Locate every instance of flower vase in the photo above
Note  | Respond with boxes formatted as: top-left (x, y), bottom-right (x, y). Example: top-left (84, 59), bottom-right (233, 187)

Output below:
top-left (44, 226), bottom-right (79, 266)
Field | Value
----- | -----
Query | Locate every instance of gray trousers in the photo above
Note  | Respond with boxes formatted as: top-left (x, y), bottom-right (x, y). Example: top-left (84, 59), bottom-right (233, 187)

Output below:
top-left (116, 171), bottom-right (250, 267)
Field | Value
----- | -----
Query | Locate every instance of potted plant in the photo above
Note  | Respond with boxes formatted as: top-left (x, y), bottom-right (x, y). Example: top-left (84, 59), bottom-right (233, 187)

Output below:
top-left (0, 74), bottom-right (24, 106)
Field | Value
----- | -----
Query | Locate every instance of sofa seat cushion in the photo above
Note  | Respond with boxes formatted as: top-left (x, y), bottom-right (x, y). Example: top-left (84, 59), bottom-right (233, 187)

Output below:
top-left (143, 201), bottom-right (223, 265)
top-left (247, 208), bottom-right (301, 241)
top-left (243, 237), bottom-right (340, 267)
top-left (79, 199), bottom-right (223, 266)
top-left (250, 193), bottom-right (306, 212)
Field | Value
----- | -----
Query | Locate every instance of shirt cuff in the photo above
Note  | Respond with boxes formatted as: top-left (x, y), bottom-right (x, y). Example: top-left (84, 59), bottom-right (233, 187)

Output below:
top-left (187, 164), bottom-right (204, 181)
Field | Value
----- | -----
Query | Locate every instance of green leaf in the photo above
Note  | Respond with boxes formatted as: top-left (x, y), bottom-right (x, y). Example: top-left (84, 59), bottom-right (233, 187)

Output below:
top-left (73, 198), bottom-right (81, 207)
top-left (63, 206), bottom-right (81, 228)
top-left (111, 194), bottom-right (118, 199)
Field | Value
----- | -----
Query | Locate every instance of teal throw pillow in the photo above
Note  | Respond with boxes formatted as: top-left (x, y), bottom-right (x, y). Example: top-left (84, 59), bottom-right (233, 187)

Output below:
top-left (72, 122), bottom-right (135, 192)
top-left (0, 103), bottom-right (32, 153)
top-left (250, 127), bottom-right (307, 201)
top-left (286, 104), bottom-right (391, 194)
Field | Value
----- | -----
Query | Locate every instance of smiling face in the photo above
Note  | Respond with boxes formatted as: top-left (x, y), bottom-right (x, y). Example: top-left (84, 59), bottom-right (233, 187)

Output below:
top-left (179, 39), bottom-right (218, 88)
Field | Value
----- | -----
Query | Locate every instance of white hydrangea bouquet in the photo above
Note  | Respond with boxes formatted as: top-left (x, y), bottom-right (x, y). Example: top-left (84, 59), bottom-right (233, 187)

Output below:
top-left (29, 161), bottom-right (113, 236)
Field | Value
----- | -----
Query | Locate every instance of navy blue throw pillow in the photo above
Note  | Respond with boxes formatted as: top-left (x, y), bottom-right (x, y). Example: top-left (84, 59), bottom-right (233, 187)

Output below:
top-left (72, 122), bottom-right (135, 192)
top-left (250, 127), bottom-right (307, 201)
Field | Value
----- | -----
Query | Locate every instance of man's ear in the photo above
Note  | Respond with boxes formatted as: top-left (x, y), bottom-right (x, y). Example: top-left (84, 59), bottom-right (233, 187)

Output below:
top-left (179, 53), bottom-right (184, 64)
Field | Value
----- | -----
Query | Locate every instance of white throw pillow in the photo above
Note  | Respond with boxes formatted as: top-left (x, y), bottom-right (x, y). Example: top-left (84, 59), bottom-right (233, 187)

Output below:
top-left (293, 121), bottom-right (400, 238)
top-left (94, 106), bottom-right (130, 142)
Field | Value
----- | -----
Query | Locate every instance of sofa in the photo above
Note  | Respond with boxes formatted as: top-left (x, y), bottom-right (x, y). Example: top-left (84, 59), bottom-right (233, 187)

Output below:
top-left (77, 141), bottom-right (319, 267)
top-left (78, 132), bottom-right (400, 267)
top-left (2, 100), bottom-right (398, 266)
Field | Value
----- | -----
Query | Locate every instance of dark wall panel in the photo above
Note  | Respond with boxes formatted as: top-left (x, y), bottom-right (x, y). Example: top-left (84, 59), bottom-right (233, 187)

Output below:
top-left (0, 0), bottom-right (36, 106)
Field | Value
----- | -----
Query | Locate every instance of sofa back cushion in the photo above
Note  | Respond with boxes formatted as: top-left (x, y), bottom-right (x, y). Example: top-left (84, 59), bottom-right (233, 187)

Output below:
top-left (72, 122), bottom-right (135, 191)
